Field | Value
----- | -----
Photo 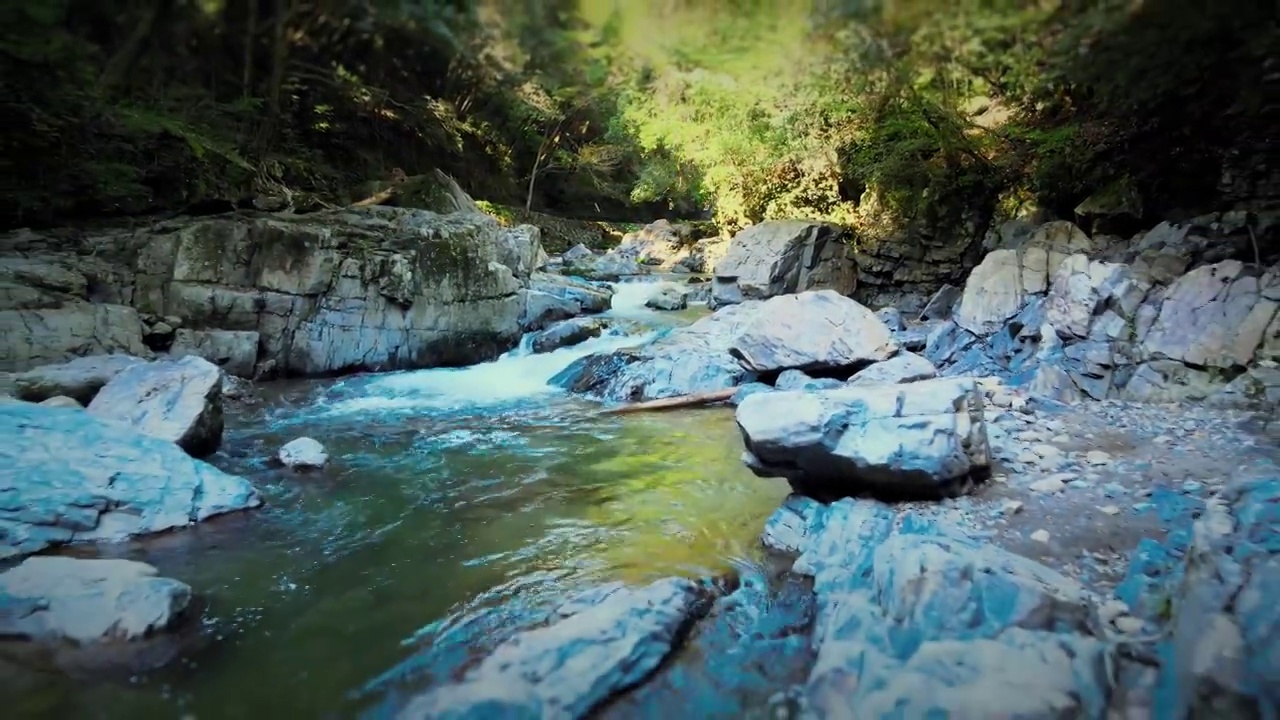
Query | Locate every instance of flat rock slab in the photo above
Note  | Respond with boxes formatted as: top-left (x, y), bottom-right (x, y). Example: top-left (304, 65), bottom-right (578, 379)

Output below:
top-left (0, 402), bottom-right (260, 559)
top-left (737, 377), bottom-right (991, 499)
top-left (728, 289), bottom-right (897, 373)
top-left (398, 577), bottom-right (713, 719)
top-left (87, 355), bottom-right (224, 457)
top-left (0, 557), bottom-right (191, 644)
top-left (10, 354), bottom-right (147, 405)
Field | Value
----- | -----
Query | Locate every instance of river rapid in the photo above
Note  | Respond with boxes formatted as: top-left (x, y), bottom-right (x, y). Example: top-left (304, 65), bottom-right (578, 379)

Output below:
top-left (6, 279), bottom-right (798, 718)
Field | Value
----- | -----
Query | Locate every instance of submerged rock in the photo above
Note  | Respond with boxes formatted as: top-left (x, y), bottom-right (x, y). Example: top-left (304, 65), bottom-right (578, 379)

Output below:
top-left (0, 402), bottom-right (260, 559)
top-left (87, 355), bottom-right (224, 457)
top-left (736, 377), bottom-right (991, 499)
top-left (398, 577), bottom-right (714, 719)
top-left (0, 557), bottom-right (192, 644)
top-left (10, 354), bottom-right (147, 405)
top-left (644, 284), bottom-right (687, 311)
top-left (278, 437), bottom-right (329, 469)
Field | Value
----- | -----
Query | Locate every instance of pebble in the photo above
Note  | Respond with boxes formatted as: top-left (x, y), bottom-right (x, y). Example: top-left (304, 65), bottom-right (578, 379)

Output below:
top-left (1132, 502), bottom-right (1153, 512)
top-left (1103, 483), bottom-right (1127, 497)
top-left (1052, 434), bottom-right (1070, 444)
top-left (1030, 529), bottom-right (1051, 544)
top-left (1017, 450), bottom-right (1039, 463)
top-left (1182, 481), bottom-right (1203, 493)
top-left (1000, 500), bottom-right (1024, 516)
top-left (1030, 477), bottom-right (1066, 494)
top-left (1113, 616), bottom-right (1145, 634)
top-left (1099, 505), bottom-right (1121, 516)
top-left (1033, 444), bottom-right (1062, 460)
top-left (1086, 450), bottom-right (1112, 466)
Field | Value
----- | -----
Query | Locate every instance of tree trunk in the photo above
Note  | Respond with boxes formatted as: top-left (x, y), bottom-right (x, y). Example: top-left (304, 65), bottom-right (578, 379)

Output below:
top-left (600, 388), bottom-right (738, 415)
top-left (97, 0), bottom-right (175, 97)
top-left (258, 0), bottom-right (291, 149)
top-left (242, 0), bottom-right (258, 97)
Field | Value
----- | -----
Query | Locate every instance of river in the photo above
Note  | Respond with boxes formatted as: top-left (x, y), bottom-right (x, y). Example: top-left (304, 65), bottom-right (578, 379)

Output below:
top-left (5, 279), bottom-right (795, 718)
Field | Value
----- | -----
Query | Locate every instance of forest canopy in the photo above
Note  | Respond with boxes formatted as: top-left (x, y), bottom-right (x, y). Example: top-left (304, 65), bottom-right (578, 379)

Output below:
top-left (1, 0), bottom-right (1274, 232)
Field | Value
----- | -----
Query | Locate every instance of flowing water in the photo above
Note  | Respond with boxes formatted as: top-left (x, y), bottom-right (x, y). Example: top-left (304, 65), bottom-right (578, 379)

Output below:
top-left (5, 279), bottom-right (793, 718)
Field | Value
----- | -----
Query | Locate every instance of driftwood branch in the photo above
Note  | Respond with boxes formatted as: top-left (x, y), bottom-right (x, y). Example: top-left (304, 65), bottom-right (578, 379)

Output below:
top-left (600, 388), bottom-right (738, 415)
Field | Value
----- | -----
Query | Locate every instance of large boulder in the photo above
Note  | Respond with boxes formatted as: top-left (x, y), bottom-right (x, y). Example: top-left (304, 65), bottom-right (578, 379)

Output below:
top-left (727, 290), bottom-right (897, 374)
top-left (0, 557), bottom-right (192, 644)
top-left (1140, 260), bottom-right (1278, 369)
top-left (87, 355), bottom-right (224, 457)
top-left (529, 272), bottom-right (614, 315)
top-left (530, 317), bottom-right (608, 354)
top-left (644, 284), bottom-right (688, 311)
top-left (398, 578), bottom-right (714, 719)
top-left (10, 354), bottom-right (147, 405)
top-left (846, 351), bottom-right (938, 387)
top-left (736, 377), bottom-right (991, 499)
top-left (169, 329), bottom-right (259, 378)
top-left (0, 402), bottom-right (260, 559)
top-left (711, 221), bottom-right (856, 306)
top-left (553, 291), bottom-right (895, 401)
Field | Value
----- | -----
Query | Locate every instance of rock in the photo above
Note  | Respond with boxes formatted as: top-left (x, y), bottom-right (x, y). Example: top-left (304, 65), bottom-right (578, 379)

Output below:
top-left (766, 498), bottom-right (1106, 720)
top-left (562, 243), bottom-right (595, 264)
top-left (1030, 477), bottom-right (1066, 494)
top-left (774, 369), bottom-right (815, 391)
top-left (1030, 529), bottom-right (1052, 543)
top-left (1141, 260), bottom-right (1277, 369)
top-left (1044, 254), bottom-right (1142, 339)
top-left (729, 382), bottom-right (774, 406)
top-left (918, 284), bottom-right (962, 321)
top-left (728, 290), bottom-right (897, 374)
top-left (134, 206), bottom-right (529, 377)
top-left (1208, 365), bottom-right (1280, 409)
top-left (520, 290), bottom-right (580, 333)
top-left (1099, 505), bottom-right (1121, 516)
top-left (0, 304), bottom-right (152, 373)
top-left (1086, 450), bottom-right (1112, 466)
top-left (711, 221), bottom-right (856, 306)
top-left (10, 354), bottom-right (147, 404)
top-left (87, 355), bottom-right (224, 457)
top-left (529, 272), bottom-right (614, 315)
top-left (1121, 360), bottom-right (1221, 403)
top-left (876, 307), bottom-right (905, 331)
top-left (644, 284), bottom-right (688, 311)
top-left (530, 317), bottom-right (608, 354)
top-left (38, 395), bottom-right (81, 409)
top-left (494, 225), bottom-right (545, 279)
top-left (1001, 500), bottom-right (1025, 516)
top-left (555, 291), bottom-right (894, 401)
top-left (398, 578), bottom-right (713, 719)
top-left (278, 437), bottom-right (328, 469)
top-left (737, 377), bottom-right (991, 500)
top-left (954, 221), bottom-right (1092, 336)
top-left (846, 351), bottom-right (938, 387)
top-left (169, 329), bottom-right (260, 378)
top-left (1154, 476), bottom-right (1280, 716)
top-left (0, 557), bottom-right (191, 644)
top-left (0, 402), bottom-right (260, 559)
top-left (563, 249), bottom-right (648, 281)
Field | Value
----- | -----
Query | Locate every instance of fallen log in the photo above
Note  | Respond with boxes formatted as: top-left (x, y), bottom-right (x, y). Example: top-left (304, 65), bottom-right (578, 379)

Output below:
top-left (601, 388), bottom-right (738, 415)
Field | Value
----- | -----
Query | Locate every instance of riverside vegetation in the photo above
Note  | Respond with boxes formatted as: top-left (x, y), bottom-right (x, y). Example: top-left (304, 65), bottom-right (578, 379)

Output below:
top-left (0, 1), bottom-right (1278, 718)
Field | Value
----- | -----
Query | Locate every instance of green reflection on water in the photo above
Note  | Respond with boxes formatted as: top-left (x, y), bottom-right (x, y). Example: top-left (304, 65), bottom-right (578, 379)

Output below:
top-left (3, 396), bottom-right (787, 719)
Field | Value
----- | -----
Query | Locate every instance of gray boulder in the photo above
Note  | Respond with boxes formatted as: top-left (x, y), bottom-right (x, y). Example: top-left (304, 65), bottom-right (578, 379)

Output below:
top-left (398, 578), bottom-right (713, 719)
top-left (0, 557), bottom-right (191, 643)
top-left (278, 437), bottom-right (329, 469)
top-left (529, 272), bottom-right (614, 315)
top-left (87, 355), bottom-right (224, 457)
top-left (876, 307), bottom-right (905, 331)
top-left (530, 317), bottom-right (608, 354)
top-left (0, 402), bottom-right (260, 559)
top-left (644, 284), bottom-right (688, 311)
top-left (520, 290), bottom-right (580, 333)
top-left (1141, 260), bottom-right (1277, 369)
top-left (562, 243), bottom-right (595, 264)
top-left (710, 221), bottom-right (856, 306)
top-left (846, 351), bottom-right (938, 387)
top-left (728, 290), bottom-right (897, 374)
top-left (736, 377), bottom-right (991, 499)
top-left (10, 354), bottom-right (147, 404)
top-left (918, 284), bottom-right (962, 321)
top-left (169, 329), bottom-right (260, 378)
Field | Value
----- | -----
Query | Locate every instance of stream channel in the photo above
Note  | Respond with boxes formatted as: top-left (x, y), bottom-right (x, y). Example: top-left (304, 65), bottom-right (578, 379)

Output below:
top-left (6, 279), bottom-right (811, 719)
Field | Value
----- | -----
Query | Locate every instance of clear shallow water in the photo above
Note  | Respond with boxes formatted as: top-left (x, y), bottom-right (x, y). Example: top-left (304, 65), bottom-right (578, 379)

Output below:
top-left (4, 277), bottom-right (789, 718)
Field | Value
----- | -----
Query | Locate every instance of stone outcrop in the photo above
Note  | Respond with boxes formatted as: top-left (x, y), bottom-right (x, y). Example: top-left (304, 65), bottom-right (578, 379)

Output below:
top-left (736, 377), bottom-right (992, 499)
top-left (0, 557), bottom-right (192, 644)
top-left (87, 355), bottom-right (224, 457)
top-left (553, 290), bottom-right (896, 401)
top-left (8, 354), bottom-right (146, 404)
top-left (762, 497), bottom-right (1108, 719)
top-left (0, 401), bottom-right (260, 559)
top-left (0, 177), bottom-right (588, 378)
top-left (398, 577), bottom-right (715, 719)
top-left (710, 221), bottom-right (856, 307)
top-left (924, 217), bottom-right (1279, 408)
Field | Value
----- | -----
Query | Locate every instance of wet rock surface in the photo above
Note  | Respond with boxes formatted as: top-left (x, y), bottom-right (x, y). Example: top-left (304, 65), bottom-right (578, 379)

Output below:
top-left (0, 401), bottom-right (261, 559)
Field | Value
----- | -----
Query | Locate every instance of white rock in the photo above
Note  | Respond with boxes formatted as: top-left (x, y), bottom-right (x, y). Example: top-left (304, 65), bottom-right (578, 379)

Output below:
top-left (1087, 450), bottom-right (1113, 466)
top-left (1030, 478), bottom-right (1066, 494)
top-left (278, 437), bottom-right (329, 469)
top-left (1099, 505), bottom-right (1122, 516)
top-left (1030, 529), bottom-right (1051, 544)
top-left (1000, 500), bottom-right (1024, 516)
